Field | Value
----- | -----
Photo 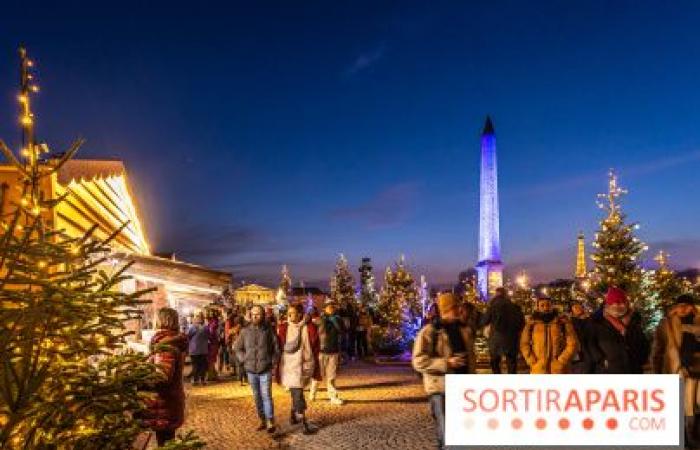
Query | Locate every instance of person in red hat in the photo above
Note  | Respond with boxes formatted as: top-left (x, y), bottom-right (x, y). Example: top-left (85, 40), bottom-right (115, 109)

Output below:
top-left (586, 287), bottom-right (650, 374)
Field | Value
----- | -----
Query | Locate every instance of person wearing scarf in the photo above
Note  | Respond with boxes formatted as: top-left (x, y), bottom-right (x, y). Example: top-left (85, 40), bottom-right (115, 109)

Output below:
top-left (652, 294), bottom-right (700, 448)
top-left (520, 295), bottom-right (578, 374)
top-left (276, 303), bottom-right (321, 435)
top-left (413, 292), bottom-right (475, 450)
top-left (588, 287), bottom-right (650, 374)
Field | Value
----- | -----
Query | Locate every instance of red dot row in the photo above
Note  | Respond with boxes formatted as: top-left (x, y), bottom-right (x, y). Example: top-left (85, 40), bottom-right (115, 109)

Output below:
top-left (485, 417), bottom-right (618, 430)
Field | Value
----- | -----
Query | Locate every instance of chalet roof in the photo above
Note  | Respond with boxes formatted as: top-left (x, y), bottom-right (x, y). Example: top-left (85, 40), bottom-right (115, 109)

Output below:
top-left (57, 159), bottom-right (126, 185)
top-left (113, 252), bottom-right (232, 291)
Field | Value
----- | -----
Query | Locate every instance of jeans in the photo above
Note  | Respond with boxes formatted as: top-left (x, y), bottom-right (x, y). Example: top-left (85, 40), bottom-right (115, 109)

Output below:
top-left (429, 393), bottom-right (445, 449)
top-left (248, 371), bottom-right (274, 421)
top-left (191, 354), bottom-right (208, 382)
top-left (290, 387), bottom-right (306, 414)
top-left (490, 351), bottom-right (518, 374)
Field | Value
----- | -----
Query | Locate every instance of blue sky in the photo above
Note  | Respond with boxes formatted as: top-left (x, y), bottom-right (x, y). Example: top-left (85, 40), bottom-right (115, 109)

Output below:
top-left (0, 1), bottom-right (699, 287)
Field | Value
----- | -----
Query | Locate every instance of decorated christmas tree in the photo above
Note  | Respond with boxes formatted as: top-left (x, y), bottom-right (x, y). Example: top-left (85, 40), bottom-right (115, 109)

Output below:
top-left (591, 171), bottom-right (646, 299)
top-left (330, 253), bottom-right (356, 307)
top-left (358, 257), bottom-right (378, 308)
top-left (276, 264), bottom-right (291, 306)
top-left (374, 255), bottom-right (421, 354)
top-left (639, 251), bottom-right (688, 335)
top-left (0, 48), bottom-right (201, 450)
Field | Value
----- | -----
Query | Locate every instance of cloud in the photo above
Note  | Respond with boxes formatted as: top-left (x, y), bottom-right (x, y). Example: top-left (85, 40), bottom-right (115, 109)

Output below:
top-left (156, 223), bottom-right (287, 261)
top-left (329, 182), bottom-right (421, 229)
top-left (345, 45), bottom-right (386, 76)
top-left (508, 149), bottom-right (700, 199)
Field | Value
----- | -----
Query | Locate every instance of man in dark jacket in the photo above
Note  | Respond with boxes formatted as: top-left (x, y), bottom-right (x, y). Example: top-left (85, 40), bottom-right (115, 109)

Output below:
top-left (310, 299), bottom-right (345, 405)
top-left (568, 301), bottom-right (593, 374)
top-left (588, 287), bottom-right (650, 374)
top-left (480, 288), bottom-right (524, 374)
top-left (234, 305), bottom-right (281, 433)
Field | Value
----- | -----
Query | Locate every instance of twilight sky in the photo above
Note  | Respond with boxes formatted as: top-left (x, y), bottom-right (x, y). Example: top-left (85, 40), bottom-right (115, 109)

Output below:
top-left (0, 1), bottom-right (699, 288)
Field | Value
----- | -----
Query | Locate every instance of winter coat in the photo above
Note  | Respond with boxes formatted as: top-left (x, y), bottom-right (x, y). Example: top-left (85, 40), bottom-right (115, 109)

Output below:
top-left (275, 320), bottom-right (322, 386)
top-left (233, 322), bottom-right (280, 374)
top-left (412, 321), bottom-right (476, 395)
top-left (570, 316), bottom-right (594, 374)
top-left (142, 330), bottom-right (187, 431)
top-left (318, 314), bottom-right (344, 354)
top-left (587, 308), bottom-right (650, 374)
top-left (480, 295), bottom-right (525, 355)
top-left (652, 313), bottom-right (700, 376)
top-left (187, 324), bottom-right (210, 355)
top-left (520, 313), bottom-right (578, 374)
top-left (207, 318), bottom-right (221, 366)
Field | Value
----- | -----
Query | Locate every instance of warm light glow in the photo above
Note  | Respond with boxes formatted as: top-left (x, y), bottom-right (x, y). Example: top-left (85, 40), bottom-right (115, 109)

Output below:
top-left (516, 271), bottom-right (529, 288)
top-left (20, 115), bottom-right (33, 126)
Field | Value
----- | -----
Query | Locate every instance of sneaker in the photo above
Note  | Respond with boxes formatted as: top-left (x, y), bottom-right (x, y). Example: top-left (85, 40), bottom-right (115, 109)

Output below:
top-left (266, 419), bottom-right (277, 434)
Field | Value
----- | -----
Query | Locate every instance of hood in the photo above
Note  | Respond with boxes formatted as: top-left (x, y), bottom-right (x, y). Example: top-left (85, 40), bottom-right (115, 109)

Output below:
top-left (151, 329), bottom-right (188, 352)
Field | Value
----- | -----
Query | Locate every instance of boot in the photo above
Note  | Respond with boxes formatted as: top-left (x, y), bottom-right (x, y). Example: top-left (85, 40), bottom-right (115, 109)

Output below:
top-left (290, 409), bottom-right (300, 425)
top-left (266, 419), bottom-right (277, 434)
top-left (301, 415), bottom-right (318, 435)
top-left (255, 420), bottom-right (266, 432)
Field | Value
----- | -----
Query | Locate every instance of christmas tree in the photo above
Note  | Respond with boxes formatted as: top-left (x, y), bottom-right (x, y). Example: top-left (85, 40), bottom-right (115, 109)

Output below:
top-left (330, 253), bottom-right (356, 307)
top-left (358, 257), bottom-right (378, 308)
top-left (591, 171), bottom-right (646, 298)
top-left (374, 255), bottom-right (421, 354)
top-left (276, 264), bottom-right (291, 306)
top-left (0, 48), bottom-right (201, 450)
top-left (639, 251), bottom-right (688, 335)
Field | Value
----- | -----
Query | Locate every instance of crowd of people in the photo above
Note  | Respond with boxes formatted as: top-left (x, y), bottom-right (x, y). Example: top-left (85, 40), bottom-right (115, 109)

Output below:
top-left (141, 298), bottom-right (363, 446)
top-left (138, 285), bottom-right (700, 449)
top-left (413, 286), bottom-right (700, 449)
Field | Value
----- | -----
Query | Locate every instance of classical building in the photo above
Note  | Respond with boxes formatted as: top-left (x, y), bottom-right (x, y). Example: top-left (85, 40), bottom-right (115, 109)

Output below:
top-left (475, 116), bottom-right (504, 299)
top-left (234, 283), bottom-right (276, 305)
top-left (0, 158), bottom-right (232, 331)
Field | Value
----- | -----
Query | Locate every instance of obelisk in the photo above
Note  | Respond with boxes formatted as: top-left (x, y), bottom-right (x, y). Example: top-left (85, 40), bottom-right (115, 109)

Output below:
top-left (476, 116), bottom-right (503, 299)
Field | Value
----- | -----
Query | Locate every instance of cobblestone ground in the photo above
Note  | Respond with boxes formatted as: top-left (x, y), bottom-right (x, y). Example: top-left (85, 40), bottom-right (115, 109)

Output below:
top-left (179, 361), bottom-right (435, 450)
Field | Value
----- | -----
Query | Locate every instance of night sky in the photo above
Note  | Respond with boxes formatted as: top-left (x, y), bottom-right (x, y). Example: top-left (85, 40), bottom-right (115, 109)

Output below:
top-left (1, 1), bottom-right (699, 287)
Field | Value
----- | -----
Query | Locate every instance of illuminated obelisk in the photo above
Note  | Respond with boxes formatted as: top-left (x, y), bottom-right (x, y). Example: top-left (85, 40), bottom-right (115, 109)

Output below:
top-left (476, 116), bottom-right (503, 300)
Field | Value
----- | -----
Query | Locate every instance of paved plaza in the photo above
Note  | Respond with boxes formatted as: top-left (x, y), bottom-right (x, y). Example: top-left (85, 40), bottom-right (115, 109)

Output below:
top-left (178, 361), bottom-right (435, 450)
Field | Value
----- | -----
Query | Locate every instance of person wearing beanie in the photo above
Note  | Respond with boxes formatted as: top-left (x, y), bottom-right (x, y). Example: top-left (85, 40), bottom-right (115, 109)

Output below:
top-left (652, 293), bottom-right (700, 447)
top-left (520, 295), bottom-right (578, 374)
top-left (587, 286), bottom-right (650, 374)
top-left (413, 292), bottom-right (475, 450)
top-left (479, 287), bottom-right (525, 374)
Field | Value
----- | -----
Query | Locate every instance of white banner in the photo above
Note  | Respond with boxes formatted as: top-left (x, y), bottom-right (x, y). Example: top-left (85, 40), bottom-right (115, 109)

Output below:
top-left (445, 375), bottom-right (681, 447)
